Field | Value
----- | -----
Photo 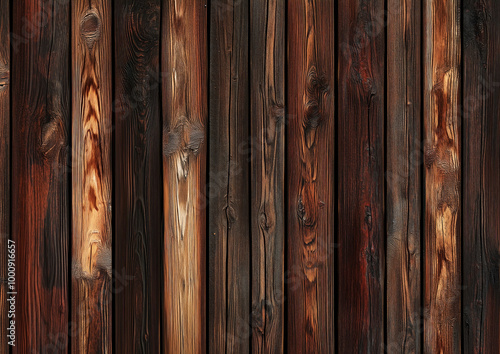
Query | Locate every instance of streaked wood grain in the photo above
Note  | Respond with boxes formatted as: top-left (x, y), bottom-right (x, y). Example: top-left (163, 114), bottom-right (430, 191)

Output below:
top-left (287, 0), bottom-right (335, 352)
top-left (161, 0), bottom-right (207, 351)
top-left (72, 0), bottom-right (113, 352)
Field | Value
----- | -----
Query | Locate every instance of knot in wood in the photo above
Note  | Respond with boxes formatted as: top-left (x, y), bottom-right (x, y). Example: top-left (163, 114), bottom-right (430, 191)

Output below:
top-left (80, 9), bottom-right (101, 50)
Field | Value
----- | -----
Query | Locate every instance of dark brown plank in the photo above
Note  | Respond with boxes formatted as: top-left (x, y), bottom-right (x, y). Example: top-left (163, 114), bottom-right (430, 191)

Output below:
top-left (11, 0), bottom-right (70, 352)
top-left (208, 0), bottom-right (251, 352)
top-left (386, 0), bottom-right (422, 352)
top-left (287, 0), bottom-right (335, 352)
top-left (114, 0), bottom-right (163, 352)
top-left (72, 0), bottom-right (113, 352)
top-left (463, 0), bottom-right (500, 351)
top-left (161, 0), bottom-right (207, 351)
top-left (337, 0), bottom-right (385, 351)
top-left (0, 0), bottom-right (9, 352)
top-left (250, 0), bottom-right (285, 352)
top-left (423, 0), bottom-right (461, 351)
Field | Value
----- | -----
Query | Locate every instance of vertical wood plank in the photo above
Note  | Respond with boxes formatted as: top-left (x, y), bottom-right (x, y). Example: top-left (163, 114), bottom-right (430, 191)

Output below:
top-left (287, 0), bottom-right (335, 352)
top-left (250, 0), bottom-right (285, 352)
top-left (72, 0), bottom-right (113, 352)
top-left (0, 0), bottom-right (8, 352)
top-left (161, 0), bottom-right (207, 351)
top-left (463, 0), bottom-right (500, 351)
top-left (12, 0), bottom-right (70, 352)
top-left (114, 0), bottom-right (163, 352)
top-left (386, 0), bottom-right (422, 352)
top-left (209, 0), bottom-right (251, 352)
top-left (423, 0), bottom-right (461, 351)
top-left (337, 0), bottom-right (385, 351)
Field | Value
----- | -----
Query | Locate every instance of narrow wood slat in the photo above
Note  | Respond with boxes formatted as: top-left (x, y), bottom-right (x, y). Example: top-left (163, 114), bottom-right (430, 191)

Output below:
top-left (161, 0), bottom-right (207, 351)
top-left (250, 0), bottom-right (285, 352)
top-left (337, 0), bottom-right (385, 351)
top-left (463, 0), bottom-right (500, 351)
top-left (287, 0), bottom-right (335, 352)
top-left (423, 0), bottom-right (461, 351)
top-left (12, 0), bottom-right (70, 352)
top-left (114, 0), bottom-right (162, 352)
top-left (72, 0), bottom-right (113, 352)
top-left (0, 0), bottom-right (9, 352)
top-left (386, 0), bottom-right (422, 352)
top-left (208, 0), bottom-right (251, 352)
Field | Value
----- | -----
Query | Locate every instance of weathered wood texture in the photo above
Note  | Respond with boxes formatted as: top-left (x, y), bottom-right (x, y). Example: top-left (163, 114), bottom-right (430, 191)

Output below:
top-left (208, 0), bottom-right (251, 352)
top-left (114, 1), bottom-right (163, 352)
top-left (0, 0), bottom-right (9, 352)
top-left (250, 0), bottom-right (285, 352)
top-left (337, 0), bottom-right (385, 351)
top-left (386, 0), bottom-right (422, 352)
top-left (287, 0), bottom-right (335, 352)
top-left (161, 0), bottom-right (207, 352)
top-left (463, 0), bottom-right (500, 352)
top-left (423, 0), bottom-right (461, 352)
top-left (72, 0), bottom-right (113, 352)
top-left (12, 0), bottom-right (70, 352)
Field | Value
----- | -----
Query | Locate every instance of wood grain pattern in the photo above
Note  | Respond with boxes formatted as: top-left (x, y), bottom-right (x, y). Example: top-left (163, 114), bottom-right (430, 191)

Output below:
top-left (386, 0), bottom-right (422, 352)
top-left (114, 0), bottom-right (163, 352)
top-left (463, 0), bottom-right (500, 351)
top-left (12, 0), bottom-right (70, 352)
top-left (423, 0), bottom-right (461, 351)
top-left (287, 0), bottom-right (335, 352)
top-left (337, 0), bottom-right (385, 351)
top-left (161, 0), bottom-right (207, 352)
top-left (72, 0), bottom-right (113, 352)
top-left (250, 0), bottom-right (285, 352)
top-left (0, 0), bottom-right (9, 352)
top-left (209, 0), bottom-right (251, 352)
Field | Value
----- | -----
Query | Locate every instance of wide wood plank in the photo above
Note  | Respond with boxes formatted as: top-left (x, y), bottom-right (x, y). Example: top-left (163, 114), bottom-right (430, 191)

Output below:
top-left (337, 0), bottom-right (385, 351)
top-left (114, 0), bottom-right (163, 352)
top-left (423, 0), bottom-right (461, 351)
top-left (208, 0), bottom-right (251, 352)
top-left (0, 0), bottom-right (9, 352)
top-left (72, 0), bottom-right (113, 352)
top-left (161, 0), bottom-right (207, 351)
top-left (386, 0), bottom-right (422, 352)
top-left (287, 0), bottom-right (335, 352)
top-left (12, 0), bottom-right (70, 352)
top-left (463, 0), bottom-right (500, 351)
top-left (250, 0), bottom-right (285, 352)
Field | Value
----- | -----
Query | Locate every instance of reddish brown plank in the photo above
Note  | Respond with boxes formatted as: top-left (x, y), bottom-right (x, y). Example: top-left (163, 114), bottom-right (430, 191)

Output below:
top-left (208, 0), bottom-right (251, 352)
top-left (386, 0), bottom-right (422, 351)
top-left (287, 0), bottom-right (335, 352)
top-left (463, 0), bottom-right (500, 351)
top-left (337, 0), bottom-right (385, 351)
top-left (72, 0), bottom-right (113, 352)
top-left (0, 0), bottom-right (9, 352)
top-left (114, 0), bottom-right (163, 352)
top-left (12, 0), bottom-right (70, 352)
top-left (161, 0), bottom-right (207, 351)
top-left (423, 0), bottom-right (461, 351)
top-left (250, 0), bottom-right (285, 352)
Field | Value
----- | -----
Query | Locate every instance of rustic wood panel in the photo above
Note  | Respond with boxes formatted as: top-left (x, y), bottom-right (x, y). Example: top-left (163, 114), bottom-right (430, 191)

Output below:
top-left (0, 0), bottom-right (9, 352)
top-left (12, 0), bottom-right (70, 352)
top-left (287, 0), bottom-right (335, 352)
top-left (337, 0), bottom-right (385, 351)
top-left (386, 0), bottom-right (422, 352)
top-left (208, 0), bottom-right (251, 352)
top-left (250, 0), bottom-right (285, 352)
top-left (423, 0), bottom-right (461, 351)
top-left (463, 0), bottom-right (500, 351)
top-left (114, 0), bottom-right (163, 352)
top-left (161, 0), bottom-right (207, 352)
top-left (71, 0), bottom-right (113, 352)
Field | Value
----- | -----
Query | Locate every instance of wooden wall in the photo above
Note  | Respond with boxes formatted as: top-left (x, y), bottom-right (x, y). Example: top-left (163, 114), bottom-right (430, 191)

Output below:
top-left (1, 0), bottom-right (500, 352)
